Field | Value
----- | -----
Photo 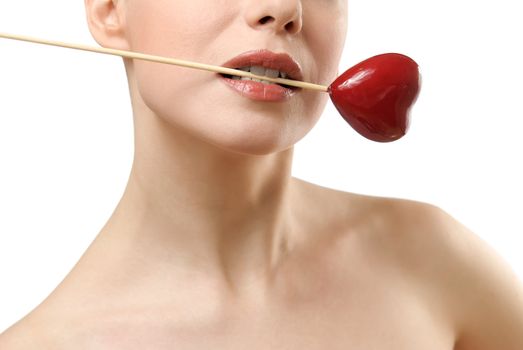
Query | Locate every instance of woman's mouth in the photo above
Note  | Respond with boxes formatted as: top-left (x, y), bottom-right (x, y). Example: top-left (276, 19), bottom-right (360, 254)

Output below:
top-left (217, 50), bottom-right (304, 102)
top-left (218, 66), bottom-right (301, 102)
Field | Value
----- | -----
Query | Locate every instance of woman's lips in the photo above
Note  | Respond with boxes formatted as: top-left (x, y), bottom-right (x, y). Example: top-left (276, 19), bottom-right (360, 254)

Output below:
top-left (219, 49), bottom-right (304, 82)
top-left (218, 75), bottom-right (300, 102)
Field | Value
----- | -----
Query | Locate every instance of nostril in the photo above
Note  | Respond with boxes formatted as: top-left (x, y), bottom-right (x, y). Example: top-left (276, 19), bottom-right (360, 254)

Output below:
top-left (284, 22), bottom-right (294, 32)
top-left (259, 16), bottom-right (274, 25)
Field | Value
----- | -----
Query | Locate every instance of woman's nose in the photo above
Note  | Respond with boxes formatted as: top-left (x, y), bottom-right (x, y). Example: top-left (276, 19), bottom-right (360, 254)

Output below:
top-left (244, 0), bottom-right (303, 35)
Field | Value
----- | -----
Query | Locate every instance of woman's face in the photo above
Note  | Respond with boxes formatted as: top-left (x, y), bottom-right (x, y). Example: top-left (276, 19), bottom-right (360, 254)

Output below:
top-left (121, 0), bottom-right (348, 155)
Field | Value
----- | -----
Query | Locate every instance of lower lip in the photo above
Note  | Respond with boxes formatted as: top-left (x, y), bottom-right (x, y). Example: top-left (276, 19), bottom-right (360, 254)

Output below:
top-left (218, 75), bottom-right (300, 102)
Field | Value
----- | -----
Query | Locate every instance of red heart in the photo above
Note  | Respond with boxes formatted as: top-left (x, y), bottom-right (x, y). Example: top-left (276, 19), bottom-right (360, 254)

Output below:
top-left (328, 53), bottom-right (421, 142)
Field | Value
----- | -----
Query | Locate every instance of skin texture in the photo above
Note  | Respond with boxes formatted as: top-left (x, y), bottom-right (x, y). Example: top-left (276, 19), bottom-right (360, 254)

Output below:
top-left (2, 0), bottom-right (523, 349)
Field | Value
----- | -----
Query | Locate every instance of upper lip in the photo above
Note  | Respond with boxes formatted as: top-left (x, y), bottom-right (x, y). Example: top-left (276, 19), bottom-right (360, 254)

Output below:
top-left (220, 49), bottom-right (304, 82)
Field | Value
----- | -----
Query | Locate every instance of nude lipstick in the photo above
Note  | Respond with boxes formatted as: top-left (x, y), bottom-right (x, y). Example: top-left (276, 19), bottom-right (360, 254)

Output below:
top-left (218, 49), bottom-right (304, 102)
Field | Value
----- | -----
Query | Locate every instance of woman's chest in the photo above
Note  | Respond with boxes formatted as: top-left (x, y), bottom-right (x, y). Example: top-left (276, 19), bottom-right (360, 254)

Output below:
top-left (54, 234), bottom-right (457, 350)
top-left (73, 285), bottom-right (455, 350)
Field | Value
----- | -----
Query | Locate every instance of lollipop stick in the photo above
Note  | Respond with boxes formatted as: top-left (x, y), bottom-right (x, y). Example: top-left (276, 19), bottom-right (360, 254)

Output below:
top-left (0, 31), bottom-right (328, 92)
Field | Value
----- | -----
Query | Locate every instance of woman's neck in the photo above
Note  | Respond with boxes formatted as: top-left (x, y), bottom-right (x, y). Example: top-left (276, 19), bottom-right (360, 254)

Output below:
top-left (97, 110), bottom-right (301, 297)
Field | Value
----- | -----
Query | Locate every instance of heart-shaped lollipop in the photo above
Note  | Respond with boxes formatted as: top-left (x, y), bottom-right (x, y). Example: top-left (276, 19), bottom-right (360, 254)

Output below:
top-left (329, 53), bottom-right (421, 142)
top-left (0, 32), bottom-right (421, 143)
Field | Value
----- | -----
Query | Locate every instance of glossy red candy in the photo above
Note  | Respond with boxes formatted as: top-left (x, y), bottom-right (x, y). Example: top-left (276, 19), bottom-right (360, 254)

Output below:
top-left (328, 53), bottom-right (421, 142)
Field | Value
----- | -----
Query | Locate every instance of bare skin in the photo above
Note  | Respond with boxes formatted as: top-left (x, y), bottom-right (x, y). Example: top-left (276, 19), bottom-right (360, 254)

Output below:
top-left (2, 0), bottom-right (523, 348)
top-left (0, 183), bottom-right (456, 349)
top-left (2, 181), bottom-right (523, 349)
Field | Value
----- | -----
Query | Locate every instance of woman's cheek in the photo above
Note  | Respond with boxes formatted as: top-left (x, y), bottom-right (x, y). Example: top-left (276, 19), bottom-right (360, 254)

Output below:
top-left (133, 62), bottom-right (182, 118)
top-left (309, 5), bottom-right (347, 81)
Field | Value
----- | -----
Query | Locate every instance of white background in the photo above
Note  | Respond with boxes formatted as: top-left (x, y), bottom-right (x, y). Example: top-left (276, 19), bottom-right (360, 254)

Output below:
top-left (1, 0), bottom-right (522, 332)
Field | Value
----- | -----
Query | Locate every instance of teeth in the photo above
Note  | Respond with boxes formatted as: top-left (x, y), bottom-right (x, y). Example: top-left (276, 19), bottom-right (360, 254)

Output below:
top-left (233, 65), bottom-right (289, 82)
top-left (266, 68), bottom-right (280, 79)
top-left (250, 66), bottom-right (266, 77)
top-left (226, 65), bottom-right (292, 87)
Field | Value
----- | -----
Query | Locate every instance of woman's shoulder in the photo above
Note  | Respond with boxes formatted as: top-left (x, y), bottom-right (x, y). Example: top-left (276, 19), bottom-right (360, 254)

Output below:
top-left (1, 313), bottom-right (98, 350)
top-left (0, 305), bottom-right (83, 349)
top-left (293, 176), bottom-right (460, 273)
top-left (292, 176), bottom-right (447, 238)
top-left (319, 183), bottom-right (484, 281)
top-left (383, 197), bottom-right (523, 349)
top-left (0, 316), bottom-right (47, 350)
top-left (329, 188), bottom-right (523, 349)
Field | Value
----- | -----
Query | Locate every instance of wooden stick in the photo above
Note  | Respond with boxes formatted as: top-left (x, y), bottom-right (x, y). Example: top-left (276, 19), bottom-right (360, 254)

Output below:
top-left (0, 31), bottom-right (329, 92)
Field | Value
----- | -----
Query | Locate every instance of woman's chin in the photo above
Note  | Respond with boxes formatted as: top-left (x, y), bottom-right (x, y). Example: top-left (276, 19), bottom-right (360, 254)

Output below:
top-left (201, 132), bottom-right (296, 157)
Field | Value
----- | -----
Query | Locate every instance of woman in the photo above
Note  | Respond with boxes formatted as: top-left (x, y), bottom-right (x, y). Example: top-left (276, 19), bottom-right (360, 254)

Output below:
top-left (1, 0), bottom-right (522, 348)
